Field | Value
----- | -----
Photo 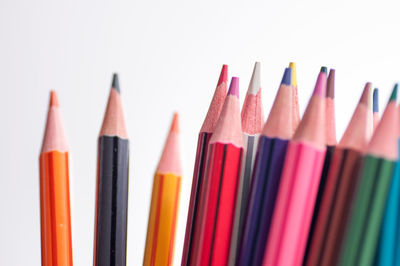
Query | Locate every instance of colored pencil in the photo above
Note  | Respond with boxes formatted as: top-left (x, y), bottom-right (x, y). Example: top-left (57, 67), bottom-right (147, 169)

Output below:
top-left (237, 67), bottom-right (295, 266)
top-left (144, 113), bottom-right (182, 266)
top-left (305, 83), bottom-right (373, 266)
top-left (229, 62), bottom-right (264, 266)
top-left (373, 88), bottom-right (380, 131)
top-left (181, 65), bottom-right (228, 266)
top-left (39, 91), bottom-right (73, 265)
top-left (339, 84), bottom-right (398, 266)
top-left (303, 68), bottom-right (337, 264)
top-left (263, 67), bottom-right (327, 266)
top-left (289, 62), bottom-right (301, 131)
top-left (94, 74), bottom-right (129, 266)
top-left (377, 104), bottom-right (400, 266)
top-left (191, 77), bottom-right (243, 266)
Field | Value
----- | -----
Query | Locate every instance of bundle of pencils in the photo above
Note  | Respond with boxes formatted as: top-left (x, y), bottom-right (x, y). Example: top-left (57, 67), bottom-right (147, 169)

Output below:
top-left (144, 113), bottom-right (182, 266)
top-left (94, 74), bottom-right (130, 266)
top-left (305, 83), bottom-right (373, 266)
top-left (39, 91), bottom-right (73, 266)
top-left (237, 67), bottom-right (297, 266)
top-left (339, 85), bottom-right (398, 266)
top-left (191, 77), bottom-right (243, 266)
top-left (263, 68), bottom-right (327, 266)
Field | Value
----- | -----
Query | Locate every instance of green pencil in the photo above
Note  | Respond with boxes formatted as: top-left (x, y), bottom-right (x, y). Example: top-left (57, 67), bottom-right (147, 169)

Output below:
top-left (339, 84), bottom-right (398, 266)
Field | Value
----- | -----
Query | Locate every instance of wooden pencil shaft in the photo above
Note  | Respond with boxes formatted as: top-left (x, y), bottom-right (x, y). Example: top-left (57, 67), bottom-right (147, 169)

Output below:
top-left (378, 140), bottom-right (400, 266)
top-left (305, 148), bottom-right (362, 266)
top-left (94, 136), bottom-right (129, 266)
top-left (229, 134), bottom-right (258, 266)
top-left (193, 143), bottom-right (242, 266)
top-left (263, 141), bottom-right (326, 266)
top-left (339, 155), bottom-right (395, 266)
top-left (237, 136), bottom-right (289, 266)
top-left (143, 173), bottom-right (181, 266)
top-left (303, 145), bottom-right (335, 265)
top-left (39, 151), bottom-right (73, 266)
top-left (182, 132), bottom-right (212, 266)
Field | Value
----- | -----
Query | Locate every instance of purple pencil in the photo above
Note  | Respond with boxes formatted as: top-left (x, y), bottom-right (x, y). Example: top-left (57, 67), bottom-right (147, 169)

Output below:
top-left (237, 68), bottom-right (297, 266)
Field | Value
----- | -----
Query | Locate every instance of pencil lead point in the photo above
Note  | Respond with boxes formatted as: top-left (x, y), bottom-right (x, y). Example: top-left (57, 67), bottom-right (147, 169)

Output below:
top-left (373, 88), bottom-right (379, 112)
top-left (217, 65), bottom-right (228, 86)
top-left (359, 82), bottom-right (371, 106)
top-left (313, 69), bottom-right (327, 97)
top-left (170, 112), bottom-right (179, 133)
top-left (50, 90), bottom-right (59, 107)
top-left (248, 62), bottom-right (261, 94)
top-left (112, 73), bottom-right (120, 93)
top-left (389, 84), bottom-right (398, 102)
top-left (288, 62), bottom-right (297, 88)
top-left (320, 66), bottom-right (328, 74)
top-left (327, 69), bottom-right (335, 98)
top-left (228, 77), bottom-right (239, 98)
top-left (281, 68), bottom-right (292, 86)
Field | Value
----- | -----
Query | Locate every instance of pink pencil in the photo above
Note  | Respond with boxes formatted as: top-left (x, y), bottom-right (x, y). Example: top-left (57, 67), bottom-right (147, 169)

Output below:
top-left (263, 68), bottom-right (327, 266)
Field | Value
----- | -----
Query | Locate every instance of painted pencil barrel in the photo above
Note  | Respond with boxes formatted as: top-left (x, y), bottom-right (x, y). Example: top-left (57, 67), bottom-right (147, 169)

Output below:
top-left (39, 151), bottom-right (73, 266)
top-left (143, 172), bottom-right (181, 266)
top-left (378, 141), bottom-right (400, 266)
top-left (94, 136), bottom-right (129, 266)
top-left (304, 145), bottom-right (335, 264)
top-left (339, 155), bottom-right (395, 266)
top-left (237, 136), bottom-right (288, 266)
top-left (250, 137), bottom-right (289, 266)
top-left (229, 134), bottom-right (258, 266)
top-left (195, 143), bottom-right (243, 266)
top-left (315, 149), bottom-right (363, 266)
top-left (263, 141), bottom-right (325, 266)
top-left (181, 132), bottom-right (211, 266)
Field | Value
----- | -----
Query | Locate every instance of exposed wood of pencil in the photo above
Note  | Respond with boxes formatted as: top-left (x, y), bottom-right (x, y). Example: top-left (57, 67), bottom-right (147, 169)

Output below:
top-left (39, 90), bottom-right (73, 266)
top-left (182, 64), bottom-right (228, 266)
top-left (144, 113), bottom-right (182, 266)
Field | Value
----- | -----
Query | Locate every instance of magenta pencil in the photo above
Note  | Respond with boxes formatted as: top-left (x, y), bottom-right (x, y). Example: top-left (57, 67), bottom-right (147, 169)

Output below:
top-left (263, 68), bottom-right (327, 266)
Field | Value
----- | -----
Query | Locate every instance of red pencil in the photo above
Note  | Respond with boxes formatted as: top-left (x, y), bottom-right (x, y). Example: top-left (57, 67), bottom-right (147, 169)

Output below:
top-left (182, 65), bottom-right (228, 266)
top-left (192, 77), bottom-right (243, 266)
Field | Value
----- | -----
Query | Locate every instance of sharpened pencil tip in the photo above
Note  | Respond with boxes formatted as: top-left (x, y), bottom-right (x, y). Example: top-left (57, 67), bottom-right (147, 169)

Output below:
top-left (320, 66), bottom-right (328, 73)
top-left (217, 65), bottom-right (228, 86)
top-left (112, 73), bottom-right (120, 93)
top-left (50, 90), bottom-right (59, 107)
top-left (228, 77), bottom-right (239, 98)
top-left (170, 112), bottom-right (179, 133)
top-left (359, 82), bottom-right (372, 106)
top-left (313, 69), bottom-right (327, 97)
top-left (289, 62), bottom-right (297, 87)
top-left (389, 84), bottom-right (398, 102)
top-left (248, 62), bottom-right (261, 95)
top-left (281, 68), bottom-right (292, 86)
top-left (327, 69), bottom-right (335, 98)
top-left (373, 88), bottom-right (379, 112)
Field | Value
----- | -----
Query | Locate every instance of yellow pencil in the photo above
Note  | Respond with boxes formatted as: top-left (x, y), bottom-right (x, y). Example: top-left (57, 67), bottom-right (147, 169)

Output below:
top-left (144, 113), bottom-right (182, 266)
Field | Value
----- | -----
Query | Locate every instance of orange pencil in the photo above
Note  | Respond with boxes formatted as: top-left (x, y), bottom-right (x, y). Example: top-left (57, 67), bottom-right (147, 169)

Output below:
top-left (144, 113), bottom-right (182, 266)
top-left (39, 91), bottom-right (73, 266)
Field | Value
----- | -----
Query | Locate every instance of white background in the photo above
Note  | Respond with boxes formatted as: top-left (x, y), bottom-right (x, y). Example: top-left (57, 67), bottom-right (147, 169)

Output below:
top-left (1, 0), bottom-right (400, 265)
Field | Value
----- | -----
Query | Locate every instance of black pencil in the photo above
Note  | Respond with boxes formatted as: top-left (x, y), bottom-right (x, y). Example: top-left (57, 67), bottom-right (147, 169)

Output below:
top-left (94, 74), bottom-right (130, 266)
